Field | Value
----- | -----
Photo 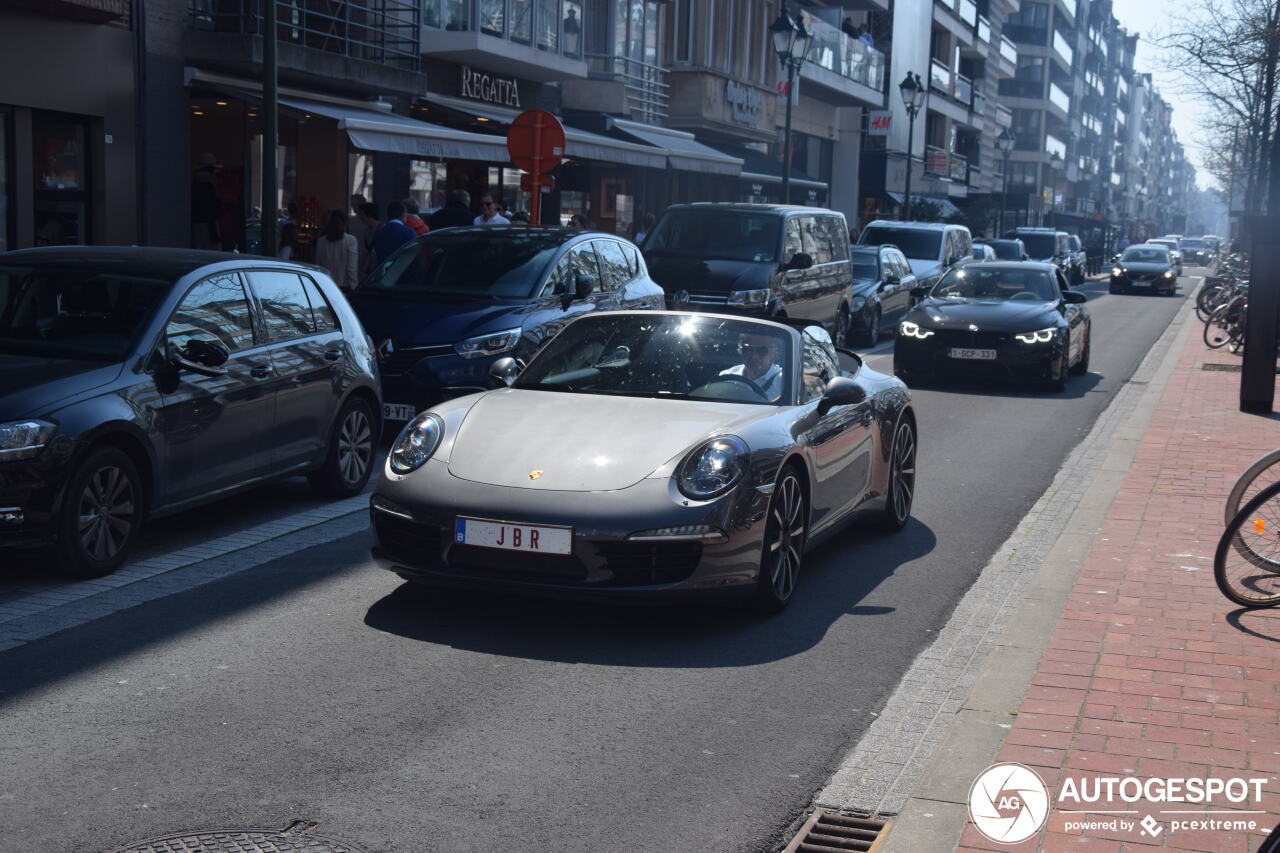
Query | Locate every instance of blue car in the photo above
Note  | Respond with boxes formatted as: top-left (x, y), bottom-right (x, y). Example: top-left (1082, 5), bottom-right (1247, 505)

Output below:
top-left (349, 226), bottom-right (665, 424)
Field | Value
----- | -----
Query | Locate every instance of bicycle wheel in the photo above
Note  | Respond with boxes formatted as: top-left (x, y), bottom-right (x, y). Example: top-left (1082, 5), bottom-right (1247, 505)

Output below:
top-left (1215, 479), bottom-right (1280, 608)
top-left (1203, 303), bottom-right (1233, 348)
top-left (1226, 448), bottom-right (1280, 524)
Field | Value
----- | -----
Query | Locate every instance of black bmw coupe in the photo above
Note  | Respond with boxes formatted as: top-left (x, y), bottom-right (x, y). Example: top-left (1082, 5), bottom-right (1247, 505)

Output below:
top-left (893, 262), bottom-right (1091, 391)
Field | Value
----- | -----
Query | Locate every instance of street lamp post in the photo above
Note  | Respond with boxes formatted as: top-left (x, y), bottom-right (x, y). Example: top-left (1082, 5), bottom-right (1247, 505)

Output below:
top-left (771, 9), bottom-right (812, 204)
top-left (898, 71), bottom-right (925, 220)
top-left (997, 128), bottom-right (1016, 236)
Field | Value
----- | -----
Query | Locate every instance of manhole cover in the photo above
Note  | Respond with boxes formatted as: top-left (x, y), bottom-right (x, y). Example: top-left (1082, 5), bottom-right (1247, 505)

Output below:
top-left (111, 826), bottom-right (369, 853)
top-left (1201, 363), bottom-right (1243, 372)
top-left (782, 809), bottom-right (890, 852)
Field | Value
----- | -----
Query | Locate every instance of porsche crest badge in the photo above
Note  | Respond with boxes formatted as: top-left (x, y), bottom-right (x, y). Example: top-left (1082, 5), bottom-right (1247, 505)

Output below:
top-left (529, 470), bottom-right (543, 480)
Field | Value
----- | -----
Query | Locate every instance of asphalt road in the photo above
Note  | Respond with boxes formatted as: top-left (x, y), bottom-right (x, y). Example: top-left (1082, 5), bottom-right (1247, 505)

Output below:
top-left (0, 272), bottom-right (1195, 853)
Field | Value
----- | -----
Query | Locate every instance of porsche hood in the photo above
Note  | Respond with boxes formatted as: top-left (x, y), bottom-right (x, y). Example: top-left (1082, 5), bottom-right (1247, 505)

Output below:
top-left (447, 389), bottom-right (762, 491)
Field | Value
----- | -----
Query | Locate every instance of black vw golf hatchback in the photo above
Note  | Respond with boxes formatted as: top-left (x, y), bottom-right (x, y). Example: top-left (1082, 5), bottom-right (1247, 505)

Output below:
top-left (0, 248), bottom-right (381, 578)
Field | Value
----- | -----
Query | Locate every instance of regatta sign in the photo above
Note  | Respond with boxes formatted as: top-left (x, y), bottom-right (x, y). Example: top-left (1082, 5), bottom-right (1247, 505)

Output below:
top-left (460, 66), bottom-right (522, 108)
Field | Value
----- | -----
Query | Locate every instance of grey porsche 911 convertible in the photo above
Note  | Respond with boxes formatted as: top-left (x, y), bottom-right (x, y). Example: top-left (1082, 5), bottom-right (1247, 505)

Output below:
top-left (369, 311), bottom-right (917, 612)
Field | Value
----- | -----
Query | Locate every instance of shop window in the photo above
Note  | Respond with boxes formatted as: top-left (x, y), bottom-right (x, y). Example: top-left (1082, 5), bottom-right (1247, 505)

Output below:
top-left (511, 0), bottom-right (532, 41)
top-left (537, 0), bottom-right (559, 50)
top-left (33, 112), bottom-right (89, 246)
top-left (412, 160), bottom-right (447, 213)
top-left (445, 0), bottom-right (470, 30)
top-left (350, 153), bottom-right (375, 206)
top-left (563, 0), bottom-right (583, 56)
top-left (480, 0), bottom-right (503, 34)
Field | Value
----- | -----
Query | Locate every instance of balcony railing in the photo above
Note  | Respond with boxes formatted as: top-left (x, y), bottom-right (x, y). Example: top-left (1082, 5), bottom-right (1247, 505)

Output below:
top-left (1049, 81), bottom-right (1070, 113)
top-left (976, 15), bottom-right (991, 43)
top-left (930, 57), bottom-right (953, 95)
top-left (924, 145), bottom-right (968, 182)
top-left (950, 151), bottom-right (968, 181)
top-left (800, 12), bottom-right (886, 91)
top-left (1052, 29), bottom-right (1074, 67)
top-left (955, 73), bottom-right (973, 106)
top-left (959, 0), bottom-right (977, 26)
top-left (188, 0), bottom-right (420, 70)
top-left (585, 53), bottom-right (668, 122)
top-left (1000, 34), bottom-right (1017, 63)
top-left (971, 87), bottom-right (986, 116)
top-left (967, 162), bottom-right (983, 187)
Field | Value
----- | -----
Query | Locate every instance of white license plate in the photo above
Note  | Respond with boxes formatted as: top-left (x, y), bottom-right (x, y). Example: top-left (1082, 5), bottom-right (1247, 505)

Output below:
top-left (383, 403), bottom-right (416, 421)
top-left (1131, 280), bottom-right (1151, 287)
top-left (454, 517), bottom-right (573, 556)
top-left (949, 348), bottom-right (997, 360)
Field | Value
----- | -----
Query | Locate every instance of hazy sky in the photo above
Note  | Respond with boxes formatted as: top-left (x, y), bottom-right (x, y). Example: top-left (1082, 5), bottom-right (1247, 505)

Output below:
top-left (1110, 0), bottom-right (1215, 188)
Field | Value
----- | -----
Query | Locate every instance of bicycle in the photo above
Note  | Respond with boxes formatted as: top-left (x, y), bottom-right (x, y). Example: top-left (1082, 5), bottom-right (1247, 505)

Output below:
top-left (1215, 477), bottom-right (1280, 608)
top-left (1202, 292), bottom-right (1246, 351)
top-left (1226, 448), bottom-right (1280, 525)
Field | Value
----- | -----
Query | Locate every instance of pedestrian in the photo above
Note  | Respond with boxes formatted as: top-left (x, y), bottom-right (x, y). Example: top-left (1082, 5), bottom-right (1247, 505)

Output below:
top-left (857, 24), bottom-right (874, 47)
top-left (278, 222), bottom-right (299, 260)
top-left (428, 189), bottom-right (474, 230)
top-left (635, 212), bottom-right (656, 244)
top-left (349, 193), bottom-right (373, 273)
top-left (841, 16), bottom-right (858, 38)
top-left (191, 165), bottom-right (220, 250)
top-left (355, 203), bottom-right (382, 276)
top-left (510, 210), bottom-right (531, 224)
top-left (474, 192), bottom-right (511, 225)
top-left (569, 213), bottom-right (590, 229)
top-left (315, 209), bottom-right (360, 292)
top-left (372, 200), bottom-right (417, 266)
top-left (403, 198), bottom-right (430, 236)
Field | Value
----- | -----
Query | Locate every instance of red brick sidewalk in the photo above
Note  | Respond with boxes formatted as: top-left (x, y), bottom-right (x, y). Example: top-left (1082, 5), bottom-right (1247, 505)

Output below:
top-left (958, 324), bottom-right (1280, 852)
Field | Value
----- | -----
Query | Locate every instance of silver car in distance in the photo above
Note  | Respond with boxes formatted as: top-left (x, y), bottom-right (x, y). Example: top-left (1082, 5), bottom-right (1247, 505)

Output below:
top-left (369, 311), bottom-right (917, 612)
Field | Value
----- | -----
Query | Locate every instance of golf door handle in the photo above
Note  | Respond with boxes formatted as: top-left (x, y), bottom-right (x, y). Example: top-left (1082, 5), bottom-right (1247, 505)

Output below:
top-left (323, 348), bottom-right (344, 362)
top-left (249, 365), bottom-right (272, 378)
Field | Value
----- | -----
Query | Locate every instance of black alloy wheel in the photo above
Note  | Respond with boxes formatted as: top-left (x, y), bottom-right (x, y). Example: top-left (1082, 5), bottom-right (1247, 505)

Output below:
top-left (856, 308), bottom-right (881, 348)
top-left (309, 396), bottom-right (378, 497)
top-left (57, 446), bottom-right (143, 578)
top-left (754, 466), bottom-right (807, 613)
top-left (878, 418), bottom-right (917, 532)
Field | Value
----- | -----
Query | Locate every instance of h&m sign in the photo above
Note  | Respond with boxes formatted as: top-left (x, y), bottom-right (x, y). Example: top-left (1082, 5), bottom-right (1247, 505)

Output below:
top-left (461, 66), bottom-right (522, 108)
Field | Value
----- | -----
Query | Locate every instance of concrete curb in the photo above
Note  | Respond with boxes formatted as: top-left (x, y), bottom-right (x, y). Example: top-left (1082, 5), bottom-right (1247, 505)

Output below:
top-left (808, 284), bottom-right (1200, 850)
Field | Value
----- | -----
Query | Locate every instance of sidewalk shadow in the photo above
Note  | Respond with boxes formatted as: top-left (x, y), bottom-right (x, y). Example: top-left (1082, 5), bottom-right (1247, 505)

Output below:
top-left (1226, 608), bottom-right (1280, 643)
top-left (363, 518), bottom-right (937, 668)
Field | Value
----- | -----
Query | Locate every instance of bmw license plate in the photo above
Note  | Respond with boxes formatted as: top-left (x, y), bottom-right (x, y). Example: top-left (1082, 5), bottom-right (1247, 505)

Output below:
top-left (455, 517), bottom-right (573, 556)
top-left (383, 402), bottom-right (416, 421)
top-left (949, 348), bottom-right (997, 360)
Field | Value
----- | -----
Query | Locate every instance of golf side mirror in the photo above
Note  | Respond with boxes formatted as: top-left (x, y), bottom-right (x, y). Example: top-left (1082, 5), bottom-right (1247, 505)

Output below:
top-left (170, 339), bottom-right (229, 377)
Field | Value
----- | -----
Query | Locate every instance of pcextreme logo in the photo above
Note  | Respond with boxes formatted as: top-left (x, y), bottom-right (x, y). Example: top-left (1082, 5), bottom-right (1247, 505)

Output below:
top-left (968, 763), bottom-right (1051, 844)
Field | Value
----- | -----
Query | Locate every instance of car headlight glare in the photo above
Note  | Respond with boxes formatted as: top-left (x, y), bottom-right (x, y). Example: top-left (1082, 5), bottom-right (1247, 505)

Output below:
top-left (727, 289), bottom-right (770, 307)
top-left (899, 321), bottom-right (934, 339)
top-left (1014, 327), bottom-right (1056, 344)
top-left (677, 436), bottom-right (748, 501)
top-left (389, 413), bottom-right (444, 474)
top-left (0, 420), bottom-right (56, 461)
top-left (455, 328), bottom-right (521, 360)
top-left (1112, 267), bottom-right (1124, 277)
top-left (1163, 270), bottom-right (1175, 278)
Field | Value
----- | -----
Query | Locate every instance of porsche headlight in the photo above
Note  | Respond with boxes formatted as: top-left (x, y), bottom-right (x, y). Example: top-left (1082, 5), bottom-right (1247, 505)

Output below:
top-left (677, 436), bottom-right (748, 501)
top-left (727, 289), bottom-right (770, 307)
top-left (899, 321), bottom-right (934, 340)
top-left (0, 420), bottom-right (56, 461)
top-left (455, 328), bottom-right (521, 360)
top-left (1014, 327), bottom-right (1056, 344)
top-left (389, 413), bottom-right (444, 474)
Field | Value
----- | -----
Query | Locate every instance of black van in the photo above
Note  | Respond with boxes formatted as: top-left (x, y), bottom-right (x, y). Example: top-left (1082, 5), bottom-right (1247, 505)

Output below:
top-left (641, 204), bottom-right (851, 330)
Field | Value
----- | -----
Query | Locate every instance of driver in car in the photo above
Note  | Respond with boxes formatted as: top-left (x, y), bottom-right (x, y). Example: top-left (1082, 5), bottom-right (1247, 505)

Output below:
top-left (720, 333), bottom-right (784, 401)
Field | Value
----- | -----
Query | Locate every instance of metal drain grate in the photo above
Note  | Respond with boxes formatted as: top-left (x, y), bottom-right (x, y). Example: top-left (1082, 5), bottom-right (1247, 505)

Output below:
top-left (111, 825), bottom-right (369, 853)
top-left (1201, 362), bottom-right (1243, 372)
top-left (782, 809), bottom-right (890, 852)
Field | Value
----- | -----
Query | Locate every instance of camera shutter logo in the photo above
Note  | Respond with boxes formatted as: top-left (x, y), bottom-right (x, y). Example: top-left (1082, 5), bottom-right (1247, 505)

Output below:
top-left (969, 763), bottom-right (1051, 844)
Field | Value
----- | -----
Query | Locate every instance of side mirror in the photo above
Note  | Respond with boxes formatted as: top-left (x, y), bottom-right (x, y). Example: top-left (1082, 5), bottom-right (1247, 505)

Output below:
top-left (170, 339), bottom-right (229, 377)
top-left (817, 376), bottom-right (867, 415)
top-left (881, 274), bottom-right (899, 288)
top-left (786, 252), bottom-right (814, 271)
top-left (910, 285), bottom-right (928, 300)
top-left (1062, 290), bottom-right (1087, 304)
top-left (489, 356), bottom-right (521, 386)
top-left (561, 273), bottom-right (595, 309)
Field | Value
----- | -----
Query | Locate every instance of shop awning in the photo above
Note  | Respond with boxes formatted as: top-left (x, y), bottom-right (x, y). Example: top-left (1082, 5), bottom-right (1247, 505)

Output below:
top-left (886, 192), bottom-right (961, 217)
top-left (720, 147), bottom-right (828, 190)
top-left (419, 94), bottom-right (668, 170)
top-left (607, 118), bottom-right (744, 176)
top-left (277, 96), bottom-right (510, 163)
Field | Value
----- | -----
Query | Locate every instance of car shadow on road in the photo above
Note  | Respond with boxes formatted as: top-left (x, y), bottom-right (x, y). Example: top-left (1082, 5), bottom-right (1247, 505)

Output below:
top-left (902, 370), bottom-right (1105, 400)
top-left (362, 517), bottom-right (938, 668)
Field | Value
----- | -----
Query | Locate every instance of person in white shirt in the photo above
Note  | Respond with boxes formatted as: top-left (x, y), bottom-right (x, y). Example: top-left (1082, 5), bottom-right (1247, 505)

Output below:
top-left (720, 333), bottom-right (784, 401)
top-left (474, 193), bottom-right (511, 225)
top-left (315, 210), bottom-right (360, 292)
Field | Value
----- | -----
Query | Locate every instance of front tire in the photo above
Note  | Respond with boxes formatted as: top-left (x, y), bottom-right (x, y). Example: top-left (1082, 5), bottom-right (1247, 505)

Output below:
top-left (855, 308), bottom-right (881, 348)
top-left (1070, 326), bottom-right (1090, 376)
top-left (1046, 351), bottom-right (1069, 392)
top-left (878, 418), bottom-right (917, 532)
top-left (56, 446), bottom-right (144, 578)
top-left (309, 396), bottom-right (378, 498)
top-left (753, 466), bottom-right (807, 613)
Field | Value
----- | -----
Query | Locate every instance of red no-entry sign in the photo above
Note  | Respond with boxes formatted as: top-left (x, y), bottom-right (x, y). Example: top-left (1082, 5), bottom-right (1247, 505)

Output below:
top-left (506, 109), bottom-right (565, 225)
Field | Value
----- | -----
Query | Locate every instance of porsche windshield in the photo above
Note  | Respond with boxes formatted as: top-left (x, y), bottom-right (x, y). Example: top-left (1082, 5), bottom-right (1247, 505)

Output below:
top-left (932, 267), bottom-right (1058, 301)
top-left (515, 314), bottom-right (792, 405)
top-left (360, 230), bottom-right (564, 299)
top-left (642, 212), bottom-right (781, 262)
top-left (0, 265), bottom-right (170, 360)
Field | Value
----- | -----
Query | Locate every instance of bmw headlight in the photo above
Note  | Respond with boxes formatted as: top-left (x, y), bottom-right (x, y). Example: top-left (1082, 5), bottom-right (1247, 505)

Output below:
top-left (899, 321), bottom-right (934, 340)
top-left (389, 413), bottom-right (444, 474)
top-left (0, 420), bottom-right (56, 461)
top-left (1014, 327), bottom-right (1056, 344)
top-left (850, 295), bottom-right (867, 312)
top-left (455, 328), bottom-right (521, 359)
top-left (677, 436), bottom-right (749, 501)
top-left (727, 289), bottom-right (770, 307)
